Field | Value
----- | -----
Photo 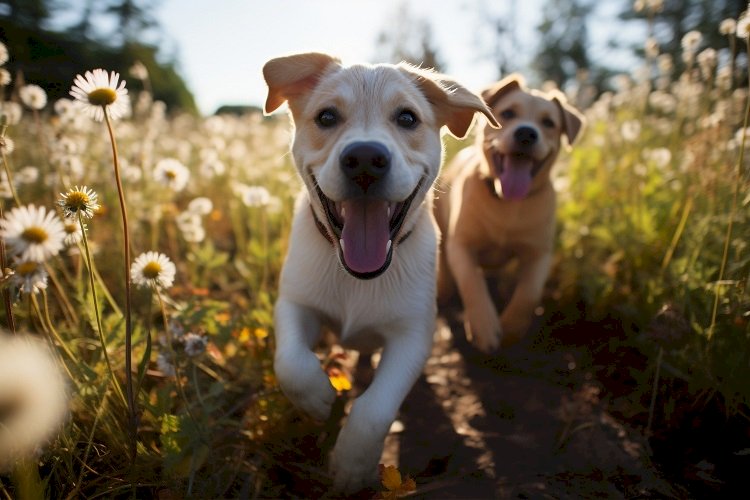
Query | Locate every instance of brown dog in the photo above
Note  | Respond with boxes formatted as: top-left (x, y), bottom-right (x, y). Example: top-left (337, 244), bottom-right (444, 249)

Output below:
top-left (435, 74), bottom-right (585, 352)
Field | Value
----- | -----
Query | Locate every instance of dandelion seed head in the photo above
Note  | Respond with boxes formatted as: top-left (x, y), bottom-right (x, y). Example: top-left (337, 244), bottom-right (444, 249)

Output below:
top-left (720, 18), bottom-right (737, 36)
top-left (19, 84), bottom-right (47, 110)
top-left (0, 332), bottom-right (68, 471)
top-left (0, 102), bottom-right (22, 125)
top-left (0, 136), bottom-right (13, 154)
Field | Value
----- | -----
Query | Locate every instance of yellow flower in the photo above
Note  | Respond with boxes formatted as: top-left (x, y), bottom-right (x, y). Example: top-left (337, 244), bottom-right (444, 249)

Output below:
top-left (327, 367), bottom-right (352, 392)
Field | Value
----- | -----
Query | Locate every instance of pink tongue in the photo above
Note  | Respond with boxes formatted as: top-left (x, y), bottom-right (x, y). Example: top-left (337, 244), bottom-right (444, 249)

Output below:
top-left (340, 199), bottom-right (390, 274)
top-left (500, 156), bottom-right (533, 200)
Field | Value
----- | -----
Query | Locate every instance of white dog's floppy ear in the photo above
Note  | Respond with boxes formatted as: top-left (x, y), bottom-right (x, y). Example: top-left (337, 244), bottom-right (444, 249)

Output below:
top-left (400, 65), bottom-right (499, 139)
top-left (481, 73), bottom-right (525, 109)
top-left (263, 52), bottom-right (340, 115)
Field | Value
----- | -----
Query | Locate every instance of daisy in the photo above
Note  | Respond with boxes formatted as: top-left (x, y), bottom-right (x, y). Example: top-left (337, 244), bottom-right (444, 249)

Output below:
top-left (183, 332), bottom-right (208, 357)
top-left (11, 259), bottom-right (48, 294)
top-left (19, 84), bottom-right (47, 110)
top-left (57, 185), bottom-right (100, 219)
top-left (131, 251), bottom-right (176, 290)
top-left (62, 220), bottom-right (84, 246)
top-left (153, 158), bottom-right (190, 192)
top-left (0, 332), bottom-right (68, 472)
top-left (69, 69), bottom-right (131, 122)
top-left (0, 204), bottom-right (66, 262)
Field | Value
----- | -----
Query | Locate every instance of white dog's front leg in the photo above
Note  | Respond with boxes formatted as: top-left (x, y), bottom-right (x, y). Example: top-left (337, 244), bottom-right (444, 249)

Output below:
top-left (331, 327), bottom-right (432, 493)
top-left (274, 297), bottom-right (336, 421)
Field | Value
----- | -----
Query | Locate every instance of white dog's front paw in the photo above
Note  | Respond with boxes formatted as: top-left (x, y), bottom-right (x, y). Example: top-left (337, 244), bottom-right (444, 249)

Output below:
top-left (330, 403), bottom-right (388, 493)
top-left (274, 348), bottom-right (336, 421)
top-left (464, 304), bottom-right (502, 353)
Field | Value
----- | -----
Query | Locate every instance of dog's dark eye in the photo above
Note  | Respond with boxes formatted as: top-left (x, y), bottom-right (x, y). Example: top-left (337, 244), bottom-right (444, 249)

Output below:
top-left (316, 108), bottom-right (339, 128)
top-left (542, 117), bottom-right (556, 128)
top-left (395, 109), bottom-right (419, 129)
top-left (500, 109), bottom-right (515, 120)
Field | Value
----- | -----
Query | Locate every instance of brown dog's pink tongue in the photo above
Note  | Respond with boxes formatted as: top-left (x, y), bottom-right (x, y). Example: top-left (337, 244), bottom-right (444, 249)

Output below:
top-left (500, 156), bottom-right (534, 200)
top-left (340, 199), bottom-right (390, 274)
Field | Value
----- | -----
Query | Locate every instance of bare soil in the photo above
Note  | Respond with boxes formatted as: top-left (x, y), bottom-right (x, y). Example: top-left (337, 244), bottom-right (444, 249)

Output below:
top-left (260, 308), bottom-right (747, 499)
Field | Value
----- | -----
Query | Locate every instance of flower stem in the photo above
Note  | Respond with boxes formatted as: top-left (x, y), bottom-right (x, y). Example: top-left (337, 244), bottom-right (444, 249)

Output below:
top-left (78, 212), bottom-right (127, 407)
top-left (11, 457), bottom-right (44, 500)
top-left (102, 106), bottom-right (136, 462)
top-left (708, 37), bottom-right (750, 340)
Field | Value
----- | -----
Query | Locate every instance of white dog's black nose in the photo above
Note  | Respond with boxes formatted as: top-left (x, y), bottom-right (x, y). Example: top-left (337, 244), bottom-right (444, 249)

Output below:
top-left (514, 126), bottom-right (539, 147)
top-left (340, 141), bottom-right (391, 193)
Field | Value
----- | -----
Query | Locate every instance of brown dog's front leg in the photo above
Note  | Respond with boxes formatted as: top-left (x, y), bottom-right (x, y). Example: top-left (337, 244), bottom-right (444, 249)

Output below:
top-left (446, 239), bottom-right (502, 352)
top-left (500, 251), bottom-right (552, 346)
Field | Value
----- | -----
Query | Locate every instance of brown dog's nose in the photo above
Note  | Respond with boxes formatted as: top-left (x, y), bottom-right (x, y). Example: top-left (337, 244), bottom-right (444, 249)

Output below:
top-left (514, 126), bottom-right (538, 147)
top-left (340, 141), bottom-right (391, 192)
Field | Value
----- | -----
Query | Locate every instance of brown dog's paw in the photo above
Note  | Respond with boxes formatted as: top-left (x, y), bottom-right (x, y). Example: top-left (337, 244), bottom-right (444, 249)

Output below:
top-left (464, 307), bottom-right (503, 353)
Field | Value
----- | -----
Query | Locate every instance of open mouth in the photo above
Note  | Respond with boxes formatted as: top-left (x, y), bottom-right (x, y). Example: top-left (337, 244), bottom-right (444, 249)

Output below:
top-left (491, 150), bottom-right (542, 200)
top-left (314, 177), bottom-right (423, 279)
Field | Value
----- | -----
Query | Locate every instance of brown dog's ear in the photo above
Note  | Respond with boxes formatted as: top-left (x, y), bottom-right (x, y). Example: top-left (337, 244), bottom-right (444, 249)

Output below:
top-left (263, 52), bottom-right (340, 115)
top-left (481, 73), bottom-right (525, 108)
top-left (400, 65), bottom-right (500, 139)
top-left (551, 94), bottom-right (586, 145)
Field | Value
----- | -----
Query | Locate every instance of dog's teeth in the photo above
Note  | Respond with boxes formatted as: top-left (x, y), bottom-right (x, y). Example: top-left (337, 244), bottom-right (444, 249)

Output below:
top-left (339, 238), bottom-right (345, 252)
top-left (386, 240), bottom-right (392, 253)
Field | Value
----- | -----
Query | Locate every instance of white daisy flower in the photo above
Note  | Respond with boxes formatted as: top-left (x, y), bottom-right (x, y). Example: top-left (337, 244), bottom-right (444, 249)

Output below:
top-left (0, 332), bottom-right (68, 472)
top-left (19, 84), bottom-right (47, 110)
top-left (0, 136), bottom-right (13, 154)
top-left (0, 204), bottom-right (66, 262)
top-left (69, 69), bottom-right (131, 122)
top-left (131, 251), bottom-right (176, 290)
top-left (153, 158), bottom-right (190, 192)
top-left (62, 220), bottom-right (84, 247)
top-left (187, 197), bottom-right (213, 215)
top-left (0, 102), bottom-right (22, 125)
top-left (11, 259), bottom-right (48, 294)
top-left (57, 185), bottom-right (100, 220)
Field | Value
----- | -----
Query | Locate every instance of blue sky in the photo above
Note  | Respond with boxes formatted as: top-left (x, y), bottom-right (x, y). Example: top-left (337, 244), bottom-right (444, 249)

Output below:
top-left (151, 0), bottom-right (638, 115)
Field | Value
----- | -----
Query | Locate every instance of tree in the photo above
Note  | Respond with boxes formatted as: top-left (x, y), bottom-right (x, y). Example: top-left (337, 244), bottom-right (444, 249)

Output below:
top-left (373, 2), bottom-right (445, 71)
top-left (531, 0), bottom-right (595, 89)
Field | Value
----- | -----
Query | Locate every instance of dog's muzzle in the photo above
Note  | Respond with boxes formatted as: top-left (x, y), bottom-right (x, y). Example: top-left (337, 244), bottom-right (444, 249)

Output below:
top-left (312, 150), bottom-right (422, 280)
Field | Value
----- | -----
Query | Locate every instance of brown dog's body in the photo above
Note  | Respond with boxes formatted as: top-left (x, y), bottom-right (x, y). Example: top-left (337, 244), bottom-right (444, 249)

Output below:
top-left (435, 74), bottom-right (584, 352)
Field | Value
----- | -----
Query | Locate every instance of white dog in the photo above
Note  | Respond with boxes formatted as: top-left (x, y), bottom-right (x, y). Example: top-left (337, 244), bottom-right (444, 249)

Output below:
top-left (263, 52), bottom-right (497, 492)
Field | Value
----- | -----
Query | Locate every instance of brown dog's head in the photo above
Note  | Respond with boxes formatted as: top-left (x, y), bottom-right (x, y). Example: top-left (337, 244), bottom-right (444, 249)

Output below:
top-left (480, 73), bottom-right (585, 200)
top-left (264, 52), bottom-right (498, 279)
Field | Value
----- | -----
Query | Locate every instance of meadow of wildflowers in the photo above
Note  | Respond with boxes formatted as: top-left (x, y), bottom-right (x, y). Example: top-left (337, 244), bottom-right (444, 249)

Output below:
top-left (0, 6), bottom-right (748, 497)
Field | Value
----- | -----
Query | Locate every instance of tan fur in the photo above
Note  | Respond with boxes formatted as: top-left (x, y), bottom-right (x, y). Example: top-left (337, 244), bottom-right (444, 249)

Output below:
top-left (435, 74), bottom-right (585, 352)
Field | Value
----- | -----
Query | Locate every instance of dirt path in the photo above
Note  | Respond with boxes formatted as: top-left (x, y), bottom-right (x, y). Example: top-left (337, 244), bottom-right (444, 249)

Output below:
top-left (262, 315), bottom-right (686, 499)
top-left (377, 318), bottom-right (680, 499)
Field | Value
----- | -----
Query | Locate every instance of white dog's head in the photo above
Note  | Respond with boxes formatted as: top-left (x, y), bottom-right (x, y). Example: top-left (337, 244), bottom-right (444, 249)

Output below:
top-left (264, 52), bottom-right (498, 279)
